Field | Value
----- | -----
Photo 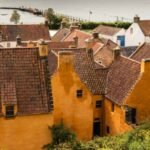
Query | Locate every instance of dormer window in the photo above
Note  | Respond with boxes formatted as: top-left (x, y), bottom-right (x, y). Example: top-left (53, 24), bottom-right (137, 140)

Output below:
top-left (76, 90), bottom-right (83, 98)
top-left (6, 105), bottom-right (14, 118)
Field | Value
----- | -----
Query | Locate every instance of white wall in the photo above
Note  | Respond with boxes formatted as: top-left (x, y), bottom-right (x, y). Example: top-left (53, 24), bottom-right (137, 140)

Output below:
top-left (0, 41), bottom-right (16, 48)
top-left (125, 23), bottom-right (145, 46)
top-left (98, 28), bottom-right (126, 46)
top-left (113, 29), bottom-right (126, 45)
top-left (98, 34), bottom-right (113, 41)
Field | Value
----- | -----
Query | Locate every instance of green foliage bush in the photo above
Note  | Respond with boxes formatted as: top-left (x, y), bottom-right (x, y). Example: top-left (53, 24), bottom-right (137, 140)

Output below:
top-left (43, 122), bottom-right (150, 150)
top-left (43, 123), bottom-right (76, 150)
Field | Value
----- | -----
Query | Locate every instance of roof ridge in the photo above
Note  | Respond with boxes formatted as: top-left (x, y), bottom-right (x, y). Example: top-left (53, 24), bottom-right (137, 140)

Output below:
top-left (121, 55), bottom-right (141, 64)
top-left (129, 42), bottom-right (145, 58)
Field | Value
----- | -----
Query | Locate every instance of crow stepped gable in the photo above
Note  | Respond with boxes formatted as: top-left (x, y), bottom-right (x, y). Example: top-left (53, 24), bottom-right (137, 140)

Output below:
top-left (0, 41), bottom-right (150, 149)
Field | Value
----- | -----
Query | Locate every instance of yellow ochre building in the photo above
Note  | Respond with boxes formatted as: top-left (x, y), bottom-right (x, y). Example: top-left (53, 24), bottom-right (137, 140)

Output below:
top-left (0, 31), bottom-right (150, 149)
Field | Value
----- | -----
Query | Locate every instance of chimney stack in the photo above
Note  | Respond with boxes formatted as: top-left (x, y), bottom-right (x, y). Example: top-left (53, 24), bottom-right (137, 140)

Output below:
top-left (113, 46), bottom-right (121, 60)
top-left (60, 18), bottom-right (68, 29)
top-left (134, 15), bottom-right (140, 23)
top-left (38, 39), bottom-right (48, 57)
top-left (85, 39), bottom-right (93, 50)
top-left (45, 20), bottom-right (49, 26)
top-left (92, 32), bottom-right (99, 39)
top-left (73, 35), bottom-right (78, 48)
top-left (70, 22), bottom-right (79, 32)
top-left (85, 39), bottom-right (94, 60)
top-left (58, 51), bottom-right (74, 71)
top-left (16, 35), bottom-right (21, 45)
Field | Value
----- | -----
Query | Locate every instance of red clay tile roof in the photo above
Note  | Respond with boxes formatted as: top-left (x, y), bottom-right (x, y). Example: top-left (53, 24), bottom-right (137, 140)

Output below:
top-left (0, 47), bottom-right (51, 115)
top-left (94, 46), bottom-right (115, 67)
top-left (48, 41), bottom-right (75, 49)
top-left (93, 25), bottom-right (122, 36)
top-left (53, 48), bottom-right (108, 95)
top-left (130, 43), bottom-right (150, 62)
top-left (62, 29), bottom-right (117, 55)
top-left (138, 20), bottom-right (150, 36)
top-left (62, 29), bottom-right (91, 48)
top-left (106, 56), bottom-right (141, 105)
top-left (1, 81), bottom-right (17, 105)
top-left (73, 50), bottom-right (108, 94)
top-left (52, 28), bottom-right (70, 42)
top-left (0, 25), bottom-right (51, 41)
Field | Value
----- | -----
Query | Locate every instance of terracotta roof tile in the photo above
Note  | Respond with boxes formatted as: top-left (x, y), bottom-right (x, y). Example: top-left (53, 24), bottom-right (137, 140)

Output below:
top-left (130, 43), bottom-right (150, 62)
top-left (93, 25), bottom-right (122, 36)
top-left (52, 28), bottom-right (70, 42)
top-left (48, 41), bottom-right (75, 49)
top-left (1, 81), bottom-right (17, 105)
top-left (53, 48), bottom-right (108, 95)
top-left (63, 29), bottom-right (91, 48)
top-left (0, 47), bottom-right (51, 115)
top-left (0, 24), bottom-right (51, 41)
top-left (106, 56), bottom-right (141, 105)
top-left (138, 20), bottom-right (150, 36)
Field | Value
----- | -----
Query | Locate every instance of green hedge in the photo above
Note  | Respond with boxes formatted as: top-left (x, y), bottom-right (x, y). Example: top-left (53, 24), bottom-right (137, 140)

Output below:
top-left (80, 21), bottom-right (131, 30)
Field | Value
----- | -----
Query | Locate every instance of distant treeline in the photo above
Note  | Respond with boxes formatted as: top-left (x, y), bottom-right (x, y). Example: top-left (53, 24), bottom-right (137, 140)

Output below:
top-left (48, 20), bottom-right (131, 30)
top-left (81, 21), bottom-right (132, 30)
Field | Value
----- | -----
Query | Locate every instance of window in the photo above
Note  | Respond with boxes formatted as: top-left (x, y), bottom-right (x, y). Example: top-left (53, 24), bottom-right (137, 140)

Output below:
top-left (130, 28), bottom-right (133, 34)
top-left (6, 105), bottom-right (14, 118)
top-left (96, 100), bottom-right (102, 108)
top-left (76, 90), bottom-right (83, 98)
top-left (106, 126), bottom-right (110, 134)
top-left (111, 103), bottom-right (115, 112)
top-left (125, 107), bottom-right (136, 124)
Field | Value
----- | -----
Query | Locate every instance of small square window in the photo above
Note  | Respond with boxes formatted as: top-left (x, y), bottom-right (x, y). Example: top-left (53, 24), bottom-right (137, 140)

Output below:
top-left (6, 105), bottom-right (14, 118)
top-left (96, 100), bottom-right (102, 108)
top-left (76, 90), bottom-right (83, 98)
top-left (111, 103), bottom-right (115, 112)
top-left (106, 126), bottom-right (110, 134)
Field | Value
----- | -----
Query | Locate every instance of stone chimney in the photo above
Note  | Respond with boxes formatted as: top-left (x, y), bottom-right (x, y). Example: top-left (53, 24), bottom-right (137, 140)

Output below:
top-left (38, 39), bottom-right (48, 57)
top-left (141, 59), bottom-right (150, 73)
top-left (70, 22), bottom-right (79, 32)
top-left (92, 32), bottom-right (99, 39)
top-left (16, 35), bottom-right (21, 45)
top-left (45, 20), bottom-right (49, 26)
top-left (113, 46), bottom-right (121, 60)
top-left (85, 39), bottom-right (93, 50)
top-left (73, 35), bottom-right (78, 48)
top-left (58, 51), bottom-right (74, 71)
top-left (60, 18), bottom-right (67, 29)
top-left (85, 39), bottom-right (94, 60)
top-left (134, 15), bottom-right (140, 23)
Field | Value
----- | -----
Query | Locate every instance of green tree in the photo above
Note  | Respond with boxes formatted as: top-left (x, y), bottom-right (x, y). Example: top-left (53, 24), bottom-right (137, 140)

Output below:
top-left (10, 10), bottom-right (20, 24)
top-left (44, 8), bottom-right (55, 27)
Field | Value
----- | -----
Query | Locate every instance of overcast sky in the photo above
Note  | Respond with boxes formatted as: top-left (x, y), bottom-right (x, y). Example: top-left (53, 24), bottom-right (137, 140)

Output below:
top-left (0, 0), bottom-right (149, 21)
